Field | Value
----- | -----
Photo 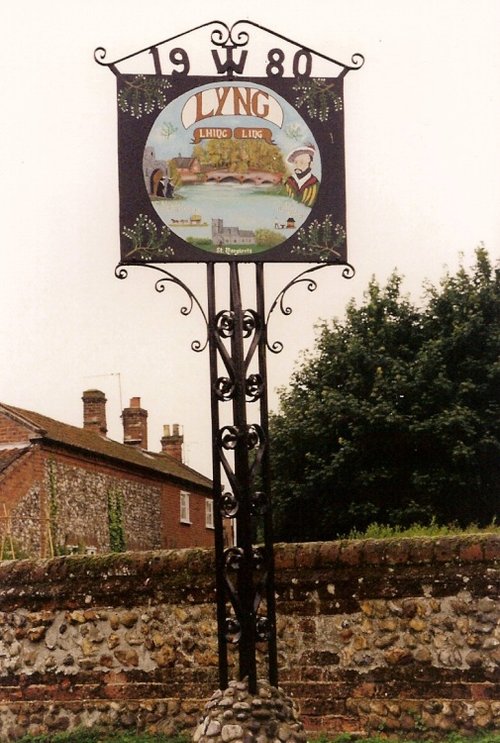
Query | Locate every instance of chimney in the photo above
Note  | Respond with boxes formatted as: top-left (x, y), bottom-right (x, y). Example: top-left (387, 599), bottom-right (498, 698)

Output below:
top-left (82, 389), bottom-right (107, 436)
top-left (122, 397), bottom-right (148, 449)
top-left (160, 423), bottom-right (183, 461)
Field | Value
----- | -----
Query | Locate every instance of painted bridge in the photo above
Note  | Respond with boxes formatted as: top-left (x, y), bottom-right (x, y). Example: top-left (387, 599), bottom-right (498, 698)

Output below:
top-left (205, 169), bottom-right (282, 185)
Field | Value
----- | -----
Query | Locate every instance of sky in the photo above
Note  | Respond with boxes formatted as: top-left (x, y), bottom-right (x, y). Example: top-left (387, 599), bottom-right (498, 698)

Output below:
top-left (1, 0), bottom-right (499, 477)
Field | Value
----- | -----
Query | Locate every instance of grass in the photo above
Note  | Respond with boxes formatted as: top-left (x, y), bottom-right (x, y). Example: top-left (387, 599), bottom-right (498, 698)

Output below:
top-left (346, 517), bottom-right (499, 541)
top-left (318, 735), bottom-right (500, 743)
top-left (17, 731), bottom-right (189, 743)
top-left (15, 731), bottom-right (500, 743)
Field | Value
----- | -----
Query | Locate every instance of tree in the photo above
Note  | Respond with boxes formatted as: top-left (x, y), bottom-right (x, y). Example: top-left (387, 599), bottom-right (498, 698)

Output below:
top-left (255, 229), bottom-right (283, 248)
top-left (270, 248), bottom-right (500, 542)
top-left (190, 140), bottom-right (286, 174)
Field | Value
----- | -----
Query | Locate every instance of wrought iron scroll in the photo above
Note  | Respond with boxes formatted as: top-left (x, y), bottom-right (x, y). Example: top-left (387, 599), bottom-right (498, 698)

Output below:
top-left (266, 262), bottom-right (355, 354)
top-left (95, 20), bottom-right (364, 79)
top-left (115, 263), bottom-right (209, 352)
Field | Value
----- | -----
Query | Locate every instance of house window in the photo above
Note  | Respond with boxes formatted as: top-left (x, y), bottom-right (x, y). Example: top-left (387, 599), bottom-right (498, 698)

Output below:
top-left (180, 491), bottom-right (191, 524)
top-left (205, 498), bottom-right (214, 529)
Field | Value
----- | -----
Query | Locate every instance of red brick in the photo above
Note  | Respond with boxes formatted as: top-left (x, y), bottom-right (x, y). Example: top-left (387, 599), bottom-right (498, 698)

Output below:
top-left (482, 535), bottom-right (500, 561)
top-left (274, 543), bottom-right (297, 571)
top-left (339, 541), bottom-right (362, 566)
top-left (363, 539), bottom-right (387, 565)
top-left (385, 539), bottom-right (411, 565)
top-left (469, 684), bottom-right (490, 700)
top-left (352, 682), bottom-right (376, 698)
top-left (318, 540), bottom-right (341, 565)
top-left (459, 540), bottom-right (484, 562)
top-left (408, 538), bottom-right (434, 563)
top-left (433, 537), bottom-right (460, 562)
top-left (0, 536), bottom-right (499, 740)
top-left (318, 715), bottom-right (360, 733)
top-left (294, 542), bottom-right (321, 569)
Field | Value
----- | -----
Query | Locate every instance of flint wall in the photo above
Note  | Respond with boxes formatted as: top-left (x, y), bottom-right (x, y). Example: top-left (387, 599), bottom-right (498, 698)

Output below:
top-left (0, 534), bottom-right (498, 741)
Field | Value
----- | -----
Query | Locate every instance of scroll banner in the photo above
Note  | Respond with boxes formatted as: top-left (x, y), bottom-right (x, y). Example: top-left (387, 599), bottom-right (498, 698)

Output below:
top-left (117, 75), bottom-right (347, 263)
top-left (192, 128), bottom-right (275, 144)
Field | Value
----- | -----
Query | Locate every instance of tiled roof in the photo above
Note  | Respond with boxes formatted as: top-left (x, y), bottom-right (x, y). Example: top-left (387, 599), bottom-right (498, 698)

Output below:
top-left (171, 157), bottom-right (197, 169)
top-left (0, 447), bottom-right (29, 474)
top-left (0, 404), bottom-right (212, 491)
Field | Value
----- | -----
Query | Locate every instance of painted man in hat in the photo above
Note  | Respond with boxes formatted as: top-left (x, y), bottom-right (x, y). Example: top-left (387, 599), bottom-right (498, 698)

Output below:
top-left (284, 145), bottom-right (320, 207)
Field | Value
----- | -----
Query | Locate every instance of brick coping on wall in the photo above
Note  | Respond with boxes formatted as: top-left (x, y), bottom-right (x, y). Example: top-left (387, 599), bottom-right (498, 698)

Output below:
top-left (0, 533), bottom-right (497, 608)
top-left (0, 546), bottom-right (215, 611)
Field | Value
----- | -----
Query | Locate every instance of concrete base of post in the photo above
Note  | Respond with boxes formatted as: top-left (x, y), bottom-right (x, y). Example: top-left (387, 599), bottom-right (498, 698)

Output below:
top-left (193, 678), bottom-right (307, 743)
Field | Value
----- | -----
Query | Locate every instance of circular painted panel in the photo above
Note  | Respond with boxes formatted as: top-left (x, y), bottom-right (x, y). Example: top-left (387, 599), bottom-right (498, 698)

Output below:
top-left (143, 81), bottom-right (321, 257)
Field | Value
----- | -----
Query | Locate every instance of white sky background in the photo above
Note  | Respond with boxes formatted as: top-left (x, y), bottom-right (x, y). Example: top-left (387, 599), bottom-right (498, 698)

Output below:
top-left (1, 0), bottom-right (499, 477)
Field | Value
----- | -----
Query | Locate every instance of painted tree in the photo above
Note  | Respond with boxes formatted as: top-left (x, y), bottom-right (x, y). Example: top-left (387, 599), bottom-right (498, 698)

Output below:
top-left (270, 247), bottom-right (500, 541)
top-left (191, 139), bottom-right (286, 174)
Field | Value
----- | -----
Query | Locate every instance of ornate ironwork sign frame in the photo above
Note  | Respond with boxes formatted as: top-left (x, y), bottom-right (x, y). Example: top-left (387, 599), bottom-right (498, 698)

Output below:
top-left (96, 20), bottom-right (363, 266)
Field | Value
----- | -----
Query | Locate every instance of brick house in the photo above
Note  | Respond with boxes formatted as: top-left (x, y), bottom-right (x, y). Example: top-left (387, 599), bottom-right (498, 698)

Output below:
top-left (169, 156), bottom-right (203, 184)
top-left (0, 390), bottom-right (221, 558)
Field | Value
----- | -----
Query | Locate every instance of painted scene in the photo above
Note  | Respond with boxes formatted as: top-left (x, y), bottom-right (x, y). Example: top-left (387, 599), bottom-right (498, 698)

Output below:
top-left (142, 82), bottom-right (322, 256)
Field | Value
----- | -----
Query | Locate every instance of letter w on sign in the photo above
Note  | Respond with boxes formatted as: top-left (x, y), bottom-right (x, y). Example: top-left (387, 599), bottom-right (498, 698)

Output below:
top-left (212, 48), bottom-right (248, 76)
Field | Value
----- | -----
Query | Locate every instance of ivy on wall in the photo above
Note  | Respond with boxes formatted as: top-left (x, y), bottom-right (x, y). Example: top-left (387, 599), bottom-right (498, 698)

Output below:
top-left (47, 460), bottom-right (60, 556)
top-left (107, 489), bottom-right (126, 553)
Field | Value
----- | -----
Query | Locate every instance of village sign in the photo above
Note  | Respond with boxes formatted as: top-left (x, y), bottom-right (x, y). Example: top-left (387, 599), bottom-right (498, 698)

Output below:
top-left (96, 19), bottom-right (363, 694)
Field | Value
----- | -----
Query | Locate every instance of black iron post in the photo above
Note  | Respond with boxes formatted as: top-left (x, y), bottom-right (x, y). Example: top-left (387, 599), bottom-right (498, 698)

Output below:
top-left (207, 263), bottom-right (229, 690)
top-left (255, 263), bottom-right (278, 687)
top-left (208, 262), bottom-right (278, 694)
top-left (229, 263), bottom-right (258, 690)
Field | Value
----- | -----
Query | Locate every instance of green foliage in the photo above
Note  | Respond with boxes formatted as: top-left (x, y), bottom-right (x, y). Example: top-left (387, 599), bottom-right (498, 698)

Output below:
top-left (17, 730), bottom-right (190, 743)
top-left (168, 159), bottom-right (181, 188)
top-left (311, 734), bottom-right (500, 743)
top-left (47, 460), bottom-right (58, 523)
top-left (292, 216), bottom-right (346, 261)
top-left (270, 248), bottom-right (500, 542)
top-left (122, 215), bottom-right (174, 261)
top-left (191, 139), bottom-right (286, 174)
top-left (108, 489), bottom-right (126, 553)
top-left (292, 78), bottom-right (343, 122)
top-left (255, 229), bottom-right (283, 248)
top-left (118, 75), bottom-right (172, 119)
top-left (186, 237), bottom-right (213, 247)
top-left (161, 121), bottom-right (177, 139)
top-left (17, 732), bottom-right (500, 743)
top-left (348, 517), bottom-right (499, 540)
top-left (0, 537), bottom-right (27, 561)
